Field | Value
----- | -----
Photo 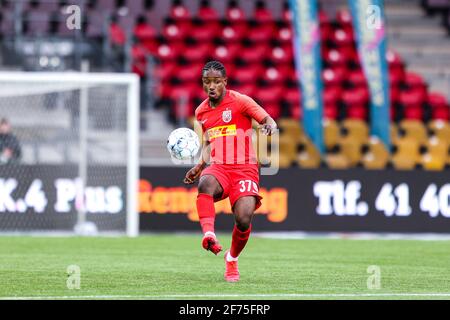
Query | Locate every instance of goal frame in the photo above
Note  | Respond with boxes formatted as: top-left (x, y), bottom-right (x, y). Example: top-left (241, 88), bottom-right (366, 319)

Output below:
top-left (0, 71), bottom-right (140, 237)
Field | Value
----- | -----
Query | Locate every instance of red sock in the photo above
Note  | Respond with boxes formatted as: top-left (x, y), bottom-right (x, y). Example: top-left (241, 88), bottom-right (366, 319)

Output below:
top-left (196, 193), bottom-right (215, 234)
top-left (230, 224), bottom-right (252, 258)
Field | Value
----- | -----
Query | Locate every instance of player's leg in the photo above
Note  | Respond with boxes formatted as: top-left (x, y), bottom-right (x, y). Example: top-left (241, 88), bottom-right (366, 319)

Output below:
top-left (197, 172), bottom-right (228, 255)
top-left (224, 196), bottom-right (258, 282)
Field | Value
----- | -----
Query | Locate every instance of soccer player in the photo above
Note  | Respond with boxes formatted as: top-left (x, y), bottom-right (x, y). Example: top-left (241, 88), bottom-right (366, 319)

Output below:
top-left (183, 61), bottom-right (277, 282)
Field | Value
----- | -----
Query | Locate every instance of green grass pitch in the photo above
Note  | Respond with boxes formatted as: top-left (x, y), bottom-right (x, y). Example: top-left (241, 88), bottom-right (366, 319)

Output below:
top-left (0, 234), bottom-right (449, 300)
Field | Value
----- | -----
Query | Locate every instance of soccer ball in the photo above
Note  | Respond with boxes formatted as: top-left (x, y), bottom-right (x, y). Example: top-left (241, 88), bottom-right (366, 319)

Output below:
top-left (167, 128), bottom-right (200, 160)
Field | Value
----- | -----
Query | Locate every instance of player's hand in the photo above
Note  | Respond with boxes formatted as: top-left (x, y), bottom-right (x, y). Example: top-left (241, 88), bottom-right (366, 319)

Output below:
top-left (258, 124), bottom-right (277, 136)
top-left (183, 164), bottom-right (204, 184)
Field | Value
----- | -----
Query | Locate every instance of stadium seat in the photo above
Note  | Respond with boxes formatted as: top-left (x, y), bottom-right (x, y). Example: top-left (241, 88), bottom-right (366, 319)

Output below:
top-left (234, 65), bottom-right (263, 83)
top-left (297, 136), bottom-right (322, 168)
top-left (175, 62), bottom-right (203, 82)
top-left (156, 43), bottom-right (179, 62)
top-left (323, 119), bottom-right (340, 149)
top-left (246, 21), bottom-right (275, 43)
top-left (134, 15), bottom-right (157, 41)
top-left (421, 136), bottom-right (448, 171)
top-left (391, 138), bottom-right (420, 170)
top-left (322, 67), bottom-right (347, 87)
top-left (254, 0), bottom-right (274, 23)
top-left (361, 137), bottom-right (389, 169)
top-left (338, 136), bottom-right (363, 166)
top-left (276, 22), bottom-right (294, 44)
top-left (429, 120), bottom-right (450, 141)
top-left (182, 42), bottom-right (212, 62)
top-left (226, 0), bottom-right (246, 23)
top-left (268, 46), bottom-right (293, 64)
top-left (189, 19), bottom-right (219, 42)
top-left (239, 43), bottom-right (270, 64)
top-left (169, 0), bottom-right (191, 21)
top-left (325, 151), bottom-right (350, 169)
top-left (278, 118), bottom-right (303, 143)
top-left (220, 23), bottom-right (247, 43)
top-left (398, 119), bottom-right (428, 145)
top-left (198, 0), bottom-right (219, 21)
top-left (341, 119), bottom-right (369, 144)
top-left (278, 135), bottom-right (297, 165)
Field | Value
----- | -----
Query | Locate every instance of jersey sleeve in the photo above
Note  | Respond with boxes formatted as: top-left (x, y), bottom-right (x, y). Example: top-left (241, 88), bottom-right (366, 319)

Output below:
top-left (240, 94), bottom-right (270, 123)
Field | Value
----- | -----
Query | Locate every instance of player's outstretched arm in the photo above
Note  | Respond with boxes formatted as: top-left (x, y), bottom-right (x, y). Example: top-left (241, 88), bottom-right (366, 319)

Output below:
top-left (258, 116), bottom-right (278, 136)
top-left (183, 140), bottom-right (210, 184)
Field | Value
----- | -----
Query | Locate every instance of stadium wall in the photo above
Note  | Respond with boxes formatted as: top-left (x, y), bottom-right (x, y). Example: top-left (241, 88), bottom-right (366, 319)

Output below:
top-left (139, 167), bottom-right (450, 233)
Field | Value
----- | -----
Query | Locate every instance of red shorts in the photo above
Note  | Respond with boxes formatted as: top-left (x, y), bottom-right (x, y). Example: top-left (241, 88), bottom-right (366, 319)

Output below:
top-left (200, 164), bottom-right (262, 210)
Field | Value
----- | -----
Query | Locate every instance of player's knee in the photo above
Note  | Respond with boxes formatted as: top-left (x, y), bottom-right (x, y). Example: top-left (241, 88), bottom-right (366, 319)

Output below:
top-left (198, 177), bottom-right (217, 195)
top-left (235, 214), bottom-right (252, 231)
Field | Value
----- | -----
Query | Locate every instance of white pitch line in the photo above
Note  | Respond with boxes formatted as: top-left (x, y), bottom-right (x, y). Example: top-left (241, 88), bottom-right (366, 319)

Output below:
top-left (1, 293), bottom-right (450, 300)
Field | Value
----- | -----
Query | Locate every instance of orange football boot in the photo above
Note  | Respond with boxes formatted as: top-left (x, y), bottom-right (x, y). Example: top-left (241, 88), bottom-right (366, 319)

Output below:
top-left (202, 232), bottom-right (222, 255)
top-left (224, 250), bottom-right (240, 282)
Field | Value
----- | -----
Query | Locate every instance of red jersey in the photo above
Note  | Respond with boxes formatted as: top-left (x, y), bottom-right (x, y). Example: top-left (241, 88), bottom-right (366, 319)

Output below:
top-left (195, 90), bottom-right (269, 165)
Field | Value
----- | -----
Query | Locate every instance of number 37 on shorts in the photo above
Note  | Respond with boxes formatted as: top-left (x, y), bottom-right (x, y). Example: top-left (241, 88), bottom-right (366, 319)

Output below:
top-left (238, 180), bottom-right (259, 194)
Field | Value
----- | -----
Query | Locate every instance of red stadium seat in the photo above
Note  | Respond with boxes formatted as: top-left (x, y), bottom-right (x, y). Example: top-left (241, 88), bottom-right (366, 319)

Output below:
top-left (176, 63), bottom-right (203, 83)
top-left (432, 106), bottom-right (450, 120)
top-left (389, 68), bottom-right (404, 87)
top-left (220, 24), bottom-right (247, 43)
top-left (276, 24), bottom-right (294, 44)
top-left (390, 86), bottom-right (401, 105)
top-left (255, 85), bottom-right (283, 106)
top-left (348, 69), bottom-right (367, 87)
top-left (154, 61), bottom-right (177, 82)
top-left (134, 21), bottom-right (157, 41)
top-left (261, 67), bottom-right (284, 85)
top-left (169, 3), bottom-right (191, 21)
top-left (211, 46), bottom-right (235, 63)
top-left (399, 88), bottom-right (426, 109)
top-left (110, 22), bottom-right (126, 46)
top-left (336, 9), bottom-right (353, 27)
top-left (190, 20), bottom-right (219, 42)
top-left (156, 43), bottom-right (180, 62)
top-left (347, 105), bottom-right (368, 120)
top-left (198, 1), bottom-right (219, 21)
top-left (183, 42), bottom-right (212, 62)
top-left (254, 1), bottom-right (274, 23)
top-left (428, 92), bottom-right (448, 109)
top-left (239, 43), bottom-right (270, 64)
top-left (268, 45), bottom-right (293, 64)
top-left (324, 49), bottom-right (347, 68)
top-left (342, 87), bottom-right (369, 108)
top-left (234, 65), bottom-right (263, 83)
top-left (322, 67), bottom-right (347, 87)
top-left (404, 71), bottom-right (426, 89)
top-left (324, 103), bottom-right (339, 120)
top-left (226, 3), bottom-right (246, 23)
top-left (285, 87), bottom-right (302, 106)
top-left (323, 86), bottom-right (342, 107)
top-left (291, 104), bottom-right (302, 120)
top-left (162, 22), bottom-right (186, 42)
top-left (386, 49), bottom-right (404, 69)
top-left (331, 28), bottom-right (354, 47)
top-left (246, 22), bottom-right (275, 43)
top-left (404, 105), bottom-right (423, 120)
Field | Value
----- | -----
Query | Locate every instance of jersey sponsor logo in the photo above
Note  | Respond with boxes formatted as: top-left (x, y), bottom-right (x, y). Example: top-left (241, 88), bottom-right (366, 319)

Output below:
top-left (207, 124), bottom-right (237, 140)
top-left (222, 110), bottom-right (232, 123)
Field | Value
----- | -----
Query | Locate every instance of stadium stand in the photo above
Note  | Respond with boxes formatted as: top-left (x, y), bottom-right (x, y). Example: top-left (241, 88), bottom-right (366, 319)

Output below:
top-left (0, 0), bottom-right (448, 169)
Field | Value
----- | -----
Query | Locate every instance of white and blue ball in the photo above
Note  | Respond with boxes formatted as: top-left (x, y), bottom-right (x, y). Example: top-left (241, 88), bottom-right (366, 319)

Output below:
top-left (167, 128), bottom-right (200, 160)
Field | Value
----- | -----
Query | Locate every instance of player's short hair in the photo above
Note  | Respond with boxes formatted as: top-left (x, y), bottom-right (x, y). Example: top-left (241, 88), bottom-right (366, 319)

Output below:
top-left (202, 61), bottom-right (226, 77)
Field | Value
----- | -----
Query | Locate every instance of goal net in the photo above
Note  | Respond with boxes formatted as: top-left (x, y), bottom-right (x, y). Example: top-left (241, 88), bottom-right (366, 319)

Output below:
top-left (0, 72), bottom-right (139, 237)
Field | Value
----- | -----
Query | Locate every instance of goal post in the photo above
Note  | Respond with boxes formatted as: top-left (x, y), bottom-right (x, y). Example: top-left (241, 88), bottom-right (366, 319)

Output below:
top-left (0, 71), bottom-right (140, 237)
